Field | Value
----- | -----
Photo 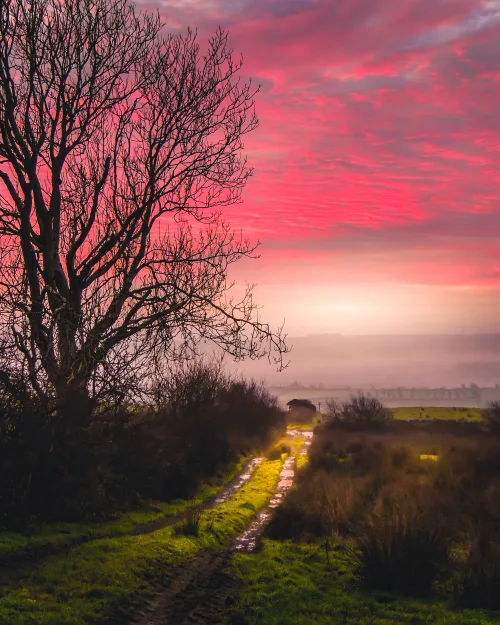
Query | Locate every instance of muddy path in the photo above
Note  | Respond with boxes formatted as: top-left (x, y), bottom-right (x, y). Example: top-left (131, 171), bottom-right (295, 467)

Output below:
top-left (129, 457), bottom-right (263, 536)
top-left (130, 433), bottom-right (313, 625)
top-left (0, 457), bottom-right (262, 591)
top-left (129, 548), bottom-right (236, 625)
top-left (232, 431), bottom-right (311, 553)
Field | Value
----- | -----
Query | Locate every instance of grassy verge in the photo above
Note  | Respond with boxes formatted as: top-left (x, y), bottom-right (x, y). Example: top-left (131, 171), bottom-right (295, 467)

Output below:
top-left (288, 434), bottom-right (306, 457)
top-left (267, 433), bottom-right (306, 461)
top-left (229, 539), bottom-right (500, 625)
top-left (295, 454), bottom-right (308, 471)
top-left (0, 458), bottom-right (283, 624)
top-left (391, 407), bottom-right (482, 421)
top-left (0, 457), bottom-right (249, 564)
top-left (286, 420), bottom-right (318, 431)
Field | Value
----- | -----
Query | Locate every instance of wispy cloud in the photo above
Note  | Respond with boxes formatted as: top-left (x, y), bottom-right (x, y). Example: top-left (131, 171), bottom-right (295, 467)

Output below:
top-left (147, 0), bottom-right (500, 332)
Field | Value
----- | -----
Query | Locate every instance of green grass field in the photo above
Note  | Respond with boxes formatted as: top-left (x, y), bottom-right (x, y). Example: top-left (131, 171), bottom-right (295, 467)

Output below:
top-left (0, 458), bottom-right (249, 564)
top-left (0, 458), bottom-right (283, 624)
top-left (288, 408), bottom-right (483, 424)
top-left (229, 539), bottom-right (500, 625)
top-left (391, 407), bottom-right (482, 421)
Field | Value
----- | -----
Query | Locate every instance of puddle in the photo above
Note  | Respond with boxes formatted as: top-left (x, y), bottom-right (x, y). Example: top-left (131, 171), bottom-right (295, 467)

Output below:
top-left (269, 456), bottom-right (296, 509)
top-left (233, 433), bottom-right (313, 552)
top-left (214, 457), bottom-right (263, 504)
top-left (286, 429), bottom-right (313, 439)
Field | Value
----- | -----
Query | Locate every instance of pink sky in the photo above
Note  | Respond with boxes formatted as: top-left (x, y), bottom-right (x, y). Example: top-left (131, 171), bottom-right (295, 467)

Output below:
top-left (148, 0), bottom-right (500, 335)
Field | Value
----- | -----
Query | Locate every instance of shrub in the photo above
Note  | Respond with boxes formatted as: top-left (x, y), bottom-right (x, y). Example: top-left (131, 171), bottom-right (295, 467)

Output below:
top-left (482, 400), bottom-right (500, 432)
top-left (432, 445), bottom-right (500, 541)
top-left (0, 372), bottom-right (52, 529)
top-left (173, 506), bottom-right (203, 536)
top-left (0, 359), bottom-right (285, 527)
top-left (391, 446), bottom-right (411, 469)
top-left (327, 393), bottom-right (392, 430)
top-left (308, 433), bottom-right (391, 480)
top-left (119, 360), bottom-right (286, 503)
top-left (266, 468), bottom-right (380, 541)
top-left (265, 441), bottom-right (291, 461)
top-left (325, 398), bottom-right (343, 419)
top-left (456, 562), bottom-right (500, 610)
top-left (353, 506), bottom-right (449, 596)
top-left (455, 537), bottom-right (500, 609)
top-left (265, 473), bottom-right (337, 541)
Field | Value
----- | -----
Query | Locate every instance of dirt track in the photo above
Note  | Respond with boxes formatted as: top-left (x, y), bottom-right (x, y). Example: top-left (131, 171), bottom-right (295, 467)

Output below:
top-left (129, 457), bottom-right (262, 537)
top-left (129, 434), bottom-right (312, 625)
top-left (0, 458), bottom-right (261, 593)
top-left (130, 548), bottom-right (236, 625)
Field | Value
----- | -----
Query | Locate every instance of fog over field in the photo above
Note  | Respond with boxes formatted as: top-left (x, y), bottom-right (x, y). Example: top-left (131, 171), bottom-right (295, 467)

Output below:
top-left (234, 333), bottom-right (500, 390)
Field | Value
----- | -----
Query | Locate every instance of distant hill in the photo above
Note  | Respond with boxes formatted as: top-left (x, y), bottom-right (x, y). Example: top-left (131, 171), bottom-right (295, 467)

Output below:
top-left (236, 333), bottom-right (500, 388)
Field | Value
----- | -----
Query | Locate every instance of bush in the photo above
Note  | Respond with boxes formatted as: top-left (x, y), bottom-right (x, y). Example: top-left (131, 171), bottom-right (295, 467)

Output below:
top-left (482, 400), bottom-right (500, 432)
top-left (308, 433), bottom-right (392, 480)
top-left (0, 359), bottom-right (285, 527)
top-left (268, 418), bottom-right (500, 603)
top-left (266, 442), bottom-right (291, 460)
top-left (354, 506), bottom-right (449, 596)
top-left (456, 564), bottom-right (500, 609)
top-left (431, 445), bottom-right (500, 542)
top-left (173, 506), bottom-right (203, 536)
top-left (454, 533), bottom-right (500, 609)
top-left (0, 373), bottom-right (52, 529)
top-left (107, 360), bottom-right (287, 505)
top-left (326, 393), bottom-right (392, 430)
top-left (456, 561), bottom-right (500, 609)
top-left (265, 471), bottom-right (341, 541)
top-left (266, 465), bottom-right (382, 542)
top-left (391, 446), bottom-right (411, 469)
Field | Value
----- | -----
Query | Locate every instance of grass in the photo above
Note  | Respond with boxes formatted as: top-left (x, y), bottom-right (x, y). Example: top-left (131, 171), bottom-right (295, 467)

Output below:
top-left (286, 419), bottom-right (319, 431)
top-left (229, 539), bottom-right (500, 624)
top-left (353, 510), bottom-right (449, 596)
top-left (288, 435), bottom-right (307, 457)
top-left (296, 455), bottom-right (308, 471)
top-left (288, 408), bottom-right (482, 424)
top-left (0, 458), bottom-right (248, 564)
top-left (0, 458), bottom-right (283, 624)
top-left (269, 432), bottom-right (307, 460)
top-left (391, 407), bottom-right (482, 421)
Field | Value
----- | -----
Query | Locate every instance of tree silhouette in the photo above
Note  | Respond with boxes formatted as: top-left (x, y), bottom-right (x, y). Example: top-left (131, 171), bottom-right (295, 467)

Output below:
top-left (0, 0), bottom-right (287, 418)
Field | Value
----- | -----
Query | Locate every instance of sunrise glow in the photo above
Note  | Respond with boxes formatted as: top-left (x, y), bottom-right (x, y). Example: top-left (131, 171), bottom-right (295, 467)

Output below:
top-left (145, 0), bottom-right (500, 334)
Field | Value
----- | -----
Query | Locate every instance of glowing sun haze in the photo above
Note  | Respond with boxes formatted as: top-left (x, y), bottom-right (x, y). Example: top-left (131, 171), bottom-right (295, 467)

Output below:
top-left (148, 0), bottom-right (500, 335)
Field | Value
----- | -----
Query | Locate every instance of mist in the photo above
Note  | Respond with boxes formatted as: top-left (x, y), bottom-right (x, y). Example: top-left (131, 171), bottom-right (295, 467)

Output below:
top-left (232, 333), bottom-right (500, 390)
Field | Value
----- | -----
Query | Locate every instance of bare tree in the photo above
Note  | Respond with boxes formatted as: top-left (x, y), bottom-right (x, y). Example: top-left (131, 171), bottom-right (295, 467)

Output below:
top-left (0, 0), bottom-right (287, 417)
top-left (325, 398), bottom-right (342, 419)
top-left (327, 393), bottom-right (392, 425)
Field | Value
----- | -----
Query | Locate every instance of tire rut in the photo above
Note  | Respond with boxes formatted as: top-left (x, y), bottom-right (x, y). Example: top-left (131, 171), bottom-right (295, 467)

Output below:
top-left (0, 458), bottom-right (260, 592)
top-left (130, 549), bottom-right (235, 625)
top-left (129, 457), bottom-right (262, 537)
top-left (129, 433), bottom-right (313, 625)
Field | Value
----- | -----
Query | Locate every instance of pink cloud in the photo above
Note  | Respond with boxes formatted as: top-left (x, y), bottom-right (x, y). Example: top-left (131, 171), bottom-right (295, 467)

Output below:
top-left (144, 0), bottom-right (500, 332)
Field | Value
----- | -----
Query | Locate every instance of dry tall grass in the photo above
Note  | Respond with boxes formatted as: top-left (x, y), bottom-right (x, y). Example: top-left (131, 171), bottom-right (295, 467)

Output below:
top-left (267, 420), bottom-right (500, 604)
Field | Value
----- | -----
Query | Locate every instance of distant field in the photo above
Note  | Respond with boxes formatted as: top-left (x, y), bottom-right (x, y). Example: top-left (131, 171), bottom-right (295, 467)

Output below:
top-left (391, 406), bottom-right (482, 421)
top-left (272, 388), bottom-right (496, 409)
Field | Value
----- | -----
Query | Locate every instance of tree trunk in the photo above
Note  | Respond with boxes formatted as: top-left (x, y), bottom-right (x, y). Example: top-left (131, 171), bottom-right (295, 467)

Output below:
top-left (54, 380), bottom-right (94, 428)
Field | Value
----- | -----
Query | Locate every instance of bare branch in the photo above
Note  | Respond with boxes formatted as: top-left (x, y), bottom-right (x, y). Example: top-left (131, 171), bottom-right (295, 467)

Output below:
top-left (0, 0), bottom-right (288, 406)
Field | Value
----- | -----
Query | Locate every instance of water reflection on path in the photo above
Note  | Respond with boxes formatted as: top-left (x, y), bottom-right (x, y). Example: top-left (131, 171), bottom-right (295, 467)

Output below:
top-left (232, 432), bottom-right (313, 552)
top-left (214, 457), bottom-right (264, 505)
top-left (286, 429), bottom-right (314, 439)
top-left (286, 428), bottom-right (313, 456)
